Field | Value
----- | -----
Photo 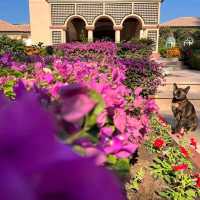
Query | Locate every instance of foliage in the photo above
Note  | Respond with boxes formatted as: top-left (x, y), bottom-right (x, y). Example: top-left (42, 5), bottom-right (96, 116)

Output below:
top-left (123, 59), bottom-right (164, 96)
top-left (118, 39), bottom-right (154, 60)
top-left (159, 27), bottom-right (200, 58)
top-left (145, 115), bottom-right (200, 200)
top-left (181, 41), bottom-right (200, 70)
top-left (0, 35), bottom-right (26, 60)
top-left (127, 168), bottom-right (145, 191)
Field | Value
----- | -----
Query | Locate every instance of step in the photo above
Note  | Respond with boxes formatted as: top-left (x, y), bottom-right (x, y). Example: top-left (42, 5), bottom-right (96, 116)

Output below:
top-left (164, 69), bottom-right (200, 84)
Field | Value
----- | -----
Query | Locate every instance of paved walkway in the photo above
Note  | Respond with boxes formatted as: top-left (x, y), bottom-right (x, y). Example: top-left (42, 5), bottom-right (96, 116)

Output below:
top-left (155, 68), bottom-right (200, 153)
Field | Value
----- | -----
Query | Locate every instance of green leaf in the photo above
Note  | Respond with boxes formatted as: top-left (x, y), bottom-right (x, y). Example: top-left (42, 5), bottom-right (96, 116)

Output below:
top-left (84, 90), bottom-right (105, 128)
top-left (115, 158), bottom-right (130, 172)
top-left (107, 155), bottom-right (117, 165)
top-left (186, 189), bottom-right (196, 197)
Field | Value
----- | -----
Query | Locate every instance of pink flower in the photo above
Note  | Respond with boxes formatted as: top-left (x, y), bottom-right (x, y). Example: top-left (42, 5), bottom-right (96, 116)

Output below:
top-left (113, 108), bottom-right (126, 133)
top-left (133, 96), bottom-right (143, 108)
top-left (49, 82), bottom-right (65, 97)
top-left (134, 87), bottom-right (143, 96)
top-left (35, 62), bottom-right (43, 69)
top-left (97, 111), bottom-right (108, 127)
top-left (43, 73), bottom-right (54, 84)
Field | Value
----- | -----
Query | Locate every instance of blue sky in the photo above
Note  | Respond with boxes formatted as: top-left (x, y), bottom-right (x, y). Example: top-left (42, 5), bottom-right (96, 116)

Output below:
top-left (0, 0), bottom-right (199, 24)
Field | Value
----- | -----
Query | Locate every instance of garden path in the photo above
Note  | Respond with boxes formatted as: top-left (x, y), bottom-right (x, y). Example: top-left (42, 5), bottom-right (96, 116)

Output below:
top-left (155, 68), bottom-right (200, 156)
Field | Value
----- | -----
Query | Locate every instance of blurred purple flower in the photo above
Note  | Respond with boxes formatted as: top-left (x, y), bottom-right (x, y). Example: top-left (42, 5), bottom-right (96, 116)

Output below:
top-left (60, 84), bottom-right (96, 122)
top-left (0, 92), bottom-right (124, 200)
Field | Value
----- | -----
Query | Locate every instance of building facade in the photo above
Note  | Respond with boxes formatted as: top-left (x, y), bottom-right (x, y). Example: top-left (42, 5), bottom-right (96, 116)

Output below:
top-left (29, 0), bottom-right (162, 51)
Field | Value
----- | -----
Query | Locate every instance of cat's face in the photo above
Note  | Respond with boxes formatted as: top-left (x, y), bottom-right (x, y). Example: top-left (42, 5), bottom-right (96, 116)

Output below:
top-left (173, 83), bottom-right (190, 100)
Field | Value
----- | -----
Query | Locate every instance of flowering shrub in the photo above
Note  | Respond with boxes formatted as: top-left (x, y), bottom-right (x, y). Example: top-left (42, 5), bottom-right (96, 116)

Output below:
top-left (0, 35), bottom-right (25, 59)
top-left (118, 39), bottom-right (154, 60)
top-left (0, 42), bottom-right (161, 161)
top-left (123, 58), bottom-right (164, 96)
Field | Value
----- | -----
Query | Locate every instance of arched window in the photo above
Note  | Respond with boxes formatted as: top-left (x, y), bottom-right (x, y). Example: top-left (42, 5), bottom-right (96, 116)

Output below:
top-left (183, 37), bottom-right (194, 46)
top-left (165, 36), bottom-right (176, 48)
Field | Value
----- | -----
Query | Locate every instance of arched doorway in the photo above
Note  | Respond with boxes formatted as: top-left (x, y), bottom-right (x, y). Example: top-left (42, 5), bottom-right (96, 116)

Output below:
top-left (94, 18), bottom-right (115, 41)
top-left (66, 18), bottom-right (87, 42)
top-left (121, 18), bottom-right (142, 41)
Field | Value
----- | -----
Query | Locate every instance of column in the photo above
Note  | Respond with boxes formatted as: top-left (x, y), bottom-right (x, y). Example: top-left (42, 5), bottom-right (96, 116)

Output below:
top-left (62, 29), bottom-right (66, 43)
top-left (88, 29), bottom-right (93, 42)
top-left (139, 29), bottom-right (144, 39)
top-left (114, 25), bottom-right (122, 44)
top-left (115, 29), bottom-right (121, 43)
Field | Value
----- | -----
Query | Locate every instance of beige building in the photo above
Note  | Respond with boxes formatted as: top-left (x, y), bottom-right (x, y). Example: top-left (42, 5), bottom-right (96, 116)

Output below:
top-left (0, 20), bottom-right (30, 41)
top-left (29, 0), bottom-right (162, 51)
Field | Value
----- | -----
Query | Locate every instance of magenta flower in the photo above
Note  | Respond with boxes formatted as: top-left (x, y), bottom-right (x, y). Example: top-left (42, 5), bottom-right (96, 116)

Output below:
top-left (134, 87), bottom-right (143, 96)
top-left (113, 108), bottom-right (126, 133)
top-left (103, 135), bottom-right (138, 158)
top-left (145, 99), bottom-right (159, 113)
top-left (133, 96), bottom-right (143, 108)
top-left (100, 127), bottom-right (113, 137)
top-left (97, 111), bottom-right (108, 127)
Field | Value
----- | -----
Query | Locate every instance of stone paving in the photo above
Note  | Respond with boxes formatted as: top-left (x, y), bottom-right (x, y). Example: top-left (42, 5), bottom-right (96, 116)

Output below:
top-left (155, 67), bottom-right (200, 154)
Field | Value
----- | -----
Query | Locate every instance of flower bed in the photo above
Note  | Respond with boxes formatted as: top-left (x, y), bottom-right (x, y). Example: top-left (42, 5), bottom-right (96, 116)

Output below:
top-left (126, 115), bottom-right (200, 200)
top-left (0, 40), bottom-right (170, 199)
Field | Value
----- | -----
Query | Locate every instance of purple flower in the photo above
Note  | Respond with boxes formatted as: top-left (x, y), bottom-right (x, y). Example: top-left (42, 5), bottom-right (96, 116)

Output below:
top-left (60, 84), bottom-right (96, 122)
top-left (103, 135), bottom-right (138, 158)
top-left (0, 92), bottom-right (125, 200)
top-left (14, 80), bottom-right (27, 99)
top-left (100, 127), bottom-right (113, 137)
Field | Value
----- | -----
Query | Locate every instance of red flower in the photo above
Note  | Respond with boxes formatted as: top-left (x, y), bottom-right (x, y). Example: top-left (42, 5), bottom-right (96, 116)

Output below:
top-left (190, 138), bottom-right (197, 150)
top-left (179, 146), bottom-right (189, 158)
top-left (193, 174), bottom-right (200, 188)
top-left (173, 164), bottom-right (188, 171)
top-left (196, 177), bottom-right (200, 188)
top-left (153, 138), bottom-right (165, 149)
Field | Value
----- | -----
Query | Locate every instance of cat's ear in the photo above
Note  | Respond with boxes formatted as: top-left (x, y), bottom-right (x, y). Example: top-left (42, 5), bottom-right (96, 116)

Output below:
top-left (184, 86), bottom-right (190, 94)
top-left (173, 83), bottom-right (178, 90)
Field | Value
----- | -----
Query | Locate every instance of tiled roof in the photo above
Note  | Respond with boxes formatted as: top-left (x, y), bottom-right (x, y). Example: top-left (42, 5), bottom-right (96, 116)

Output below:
top-left (0, 20), bottom-right (30, 32)
top-left (161, 17), bottom-right (200, 27)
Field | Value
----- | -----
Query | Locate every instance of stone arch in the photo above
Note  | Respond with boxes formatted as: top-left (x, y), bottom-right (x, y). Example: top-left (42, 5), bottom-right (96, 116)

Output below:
top-left (65, 15), bottom-right (88, 42)
top-left (93, 15), bottom-right (115, 41)
top-left (64, 15), bottom-right (88, 27)
top-left (120, 14), bottom-right (144, 41)
top-left (120, 14), bottom-right (145, 27)
top-left (92, 15), bottom-right (116, 27)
